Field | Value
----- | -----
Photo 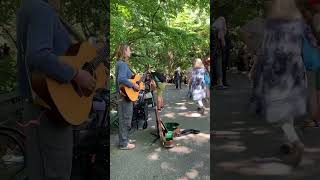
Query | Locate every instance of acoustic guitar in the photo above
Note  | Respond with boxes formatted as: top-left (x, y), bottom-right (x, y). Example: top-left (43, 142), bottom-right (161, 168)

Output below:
top-left (31, 42), bottom-right (106, 125)
top-left (120, 74), bottom-right (145, 102)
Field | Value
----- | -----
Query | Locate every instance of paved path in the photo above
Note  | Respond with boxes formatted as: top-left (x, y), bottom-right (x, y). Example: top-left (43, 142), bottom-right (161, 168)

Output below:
top-left (212, 73), bottom-right (320, 180)
top-left (110, 84), bottom-right (210, 180)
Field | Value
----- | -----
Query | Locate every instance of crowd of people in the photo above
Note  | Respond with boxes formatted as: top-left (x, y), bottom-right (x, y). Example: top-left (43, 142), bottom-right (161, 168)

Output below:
top-left (216, 0), bottom-right (320, 167)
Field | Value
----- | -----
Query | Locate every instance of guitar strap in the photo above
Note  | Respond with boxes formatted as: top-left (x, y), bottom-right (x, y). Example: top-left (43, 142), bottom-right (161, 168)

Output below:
top-left (128, 66), bottom-right (136, 76)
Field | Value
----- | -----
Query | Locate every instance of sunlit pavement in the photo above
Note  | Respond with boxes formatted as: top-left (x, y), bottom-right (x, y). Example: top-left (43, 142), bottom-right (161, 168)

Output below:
top-left (110, 84), bottom-right (210, 180)
top-left (212, 73), bottom-right (320, 180)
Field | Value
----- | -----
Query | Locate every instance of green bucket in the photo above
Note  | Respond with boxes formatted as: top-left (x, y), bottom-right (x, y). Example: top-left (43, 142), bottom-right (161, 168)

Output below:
top-left (164, 122), bottom-right (180, 131)
top-left (165, 131), bottom-right (174, 141)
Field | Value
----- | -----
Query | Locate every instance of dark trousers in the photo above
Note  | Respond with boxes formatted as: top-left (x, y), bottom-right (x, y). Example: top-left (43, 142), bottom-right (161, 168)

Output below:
top-left (24, 102), bottom-right (73, 180)
top-left (222, 49), bottom-right (230, 85)
top-left (175, 78), bottom-right (181, 89)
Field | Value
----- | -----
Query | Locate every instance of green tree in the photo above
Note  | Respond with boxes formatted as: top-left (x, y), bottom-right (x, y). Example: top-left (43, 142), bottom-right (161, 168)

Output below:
top-left (110, 0), bottom-right (209, 91)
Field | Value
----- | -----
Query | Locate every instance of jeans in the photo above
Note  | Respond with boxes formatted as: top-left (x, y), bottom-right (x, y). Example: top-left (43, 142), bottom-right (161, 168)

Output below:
top-left (117, 95), bottom-right (133, 147)
top-left (175, 78), bottom-right (181, 89)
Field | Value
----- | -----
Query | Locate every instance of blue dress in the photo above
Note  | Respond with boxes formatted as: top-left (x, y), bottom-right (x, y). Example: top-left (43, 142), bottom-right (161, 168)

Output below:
top-left (254, 19), bottom-right (308, 123)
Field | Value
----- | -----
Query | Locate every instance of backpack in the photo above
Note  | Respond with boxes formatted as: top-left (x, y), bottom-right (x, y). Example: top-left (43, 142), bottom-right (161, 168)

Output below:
top-left (204, 72), bottom-right (210, 85)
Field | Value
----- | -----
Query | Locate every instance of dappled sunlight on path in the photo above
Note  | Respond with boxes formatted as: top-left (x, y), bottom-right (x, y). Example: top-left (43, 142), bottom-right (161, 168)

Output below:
top-left (213, 74), bottom-right (320, 180)
top-left (110, 84), bottom-right (210, 180)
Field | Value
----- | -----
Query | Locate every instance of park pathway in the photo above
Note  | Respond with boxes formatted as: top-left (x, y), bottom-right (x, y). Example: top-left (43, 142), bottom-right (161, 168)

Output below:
top-left (212, 73), bottom-right (320, 180)
top-left (110, 84), bottom-right (210, 180)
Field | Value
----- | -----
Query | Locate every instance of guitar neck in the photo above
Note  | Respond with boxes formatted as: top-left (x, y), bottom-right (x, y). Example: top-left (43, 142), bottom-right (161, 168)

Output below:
top-left (85, 43), bottom-right (107, 71)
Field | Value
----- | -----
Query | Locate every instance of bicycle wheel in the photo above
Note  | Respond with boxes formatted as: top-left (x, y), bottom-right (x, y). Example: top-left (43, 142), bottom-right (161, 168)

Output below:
top-left (0, 131), bottom-right (26, 180)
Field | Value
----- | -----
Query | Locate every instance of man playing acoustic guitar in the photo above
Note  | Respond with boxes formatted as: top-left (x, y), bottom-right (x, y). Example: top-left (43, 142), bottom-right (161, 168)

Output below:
top-left (115, 44), bottom-right (140, 150)
top-left (16, 0), bottom-right (96, 179)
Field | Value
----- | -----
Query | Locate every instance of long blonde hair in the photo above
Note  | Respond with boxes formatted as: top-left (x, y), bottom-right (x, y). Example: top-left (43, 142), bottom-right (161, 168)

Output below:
top-left (268, 0), bottom-right (302, 20)
top-left (194, 58), bottom-right (204, 68)
top-left (115, 43), bottom-right (130, 62)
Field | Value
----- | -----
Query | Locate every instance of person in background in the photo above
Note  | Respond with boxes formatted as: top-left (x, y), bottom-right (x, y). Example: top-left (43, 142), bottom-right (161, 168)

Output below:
top-left (115, 43), bottom-right (139, 150)
top-left (300, 0), bottom-right (320, 127)
top-left (311, 1), bottom-right (320, 126)
top-left (187, 64), bottom-right (193, 98)
top-left (254, 0), bottom-right (311, 166)
top-left (191, 58), bottom-right (206, 114)
top-left (174, 66), bottom-right (182, 89)
top-left (241, 1), bottom-right (270, 115)
top-left (213, 17), bottom-right (228, 90)
top-left (152, 70), bottom-right (166, 112)
top-left (222, 29), bottom-right (232, 87)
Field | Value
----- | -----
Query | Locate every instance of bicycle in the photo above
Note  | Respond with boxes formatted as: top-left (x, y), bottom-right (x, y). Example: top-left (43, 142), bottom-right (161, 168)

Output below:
top-left (0, 89), bottom-right (110, 180)
top-left (0, 126), bottom-right (27, 180)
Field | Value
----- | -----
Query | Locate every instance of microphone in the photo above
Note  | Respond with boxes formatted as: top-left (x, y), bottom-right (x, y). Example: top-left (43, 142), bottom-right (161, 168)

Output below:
top-left (131, 53), bottom-right (143, 57)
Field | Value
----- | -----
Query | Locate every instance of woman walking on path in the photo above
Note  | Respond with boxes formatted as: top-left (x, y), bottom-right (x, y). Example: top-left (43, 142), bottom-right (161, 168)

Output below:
top-left (191, 58), bottom-right (206, 114)
top-left (254, 0), bottom-right (314, 166)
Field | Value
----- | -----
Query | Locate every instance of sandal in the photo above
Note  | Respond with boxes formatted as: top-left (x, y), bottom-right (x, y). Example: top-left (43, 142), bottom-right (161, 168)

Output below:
top-left (119, 143), bottom-right (136, 150)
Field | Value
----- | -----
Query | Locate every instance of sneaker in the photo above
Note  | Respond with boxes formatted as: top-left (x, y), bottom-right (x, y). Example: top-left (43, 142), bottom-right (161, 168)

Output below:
top-left (129, 139), bottom-right (136, 143)
top-left (119, 143), bottom-right (136, 150)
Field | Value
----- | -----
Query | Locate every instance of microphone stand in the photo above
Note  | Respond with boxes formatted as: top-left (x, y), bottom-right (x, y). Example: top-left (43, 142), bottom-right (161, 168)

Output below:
top-left (150, 90), bottom-right (160, 143)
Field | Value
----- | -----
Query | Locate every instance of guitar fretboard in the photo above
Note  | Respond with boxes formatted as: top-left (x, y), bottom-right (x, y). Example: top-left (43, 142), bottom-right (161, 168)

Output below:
top-left (86, 43), bottom-right (107, 71)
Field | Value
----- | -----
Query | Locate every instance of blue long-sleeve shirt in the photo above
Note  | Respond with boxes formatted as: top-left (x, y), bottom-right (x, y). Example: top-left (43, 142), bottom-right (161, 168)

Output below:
top-left (16, 0), bottom-right (75, 99)
top-left (115, 60), bottom-right (133, 93)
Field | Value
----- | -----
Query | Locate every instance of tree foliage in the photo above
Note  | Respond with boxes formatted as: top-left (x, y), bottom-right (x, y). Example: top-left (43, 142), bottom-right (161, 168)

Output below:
top-left (110, 0), bottom-right (210, 78)
top-left (213, 0), bottom-right (264, 64)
